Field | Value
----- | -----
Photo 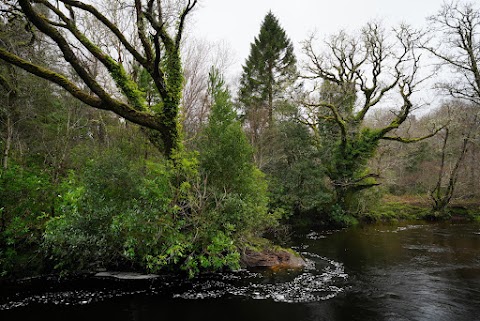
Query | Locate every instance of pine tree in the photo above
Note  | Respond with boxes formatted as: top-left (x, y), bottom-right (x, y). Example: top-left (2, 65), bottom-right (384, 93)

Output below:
top-left (239, 11), bottom-right (297, 129)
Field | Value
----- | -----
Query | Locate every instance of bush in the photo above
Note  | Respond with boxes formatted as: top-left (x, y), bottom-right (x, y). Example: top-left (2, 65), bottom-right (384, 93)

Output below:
top-left (43, 147), bottom-right (246, 277)
top-left (42, 70), bottom-right (280, 277)
top-left (43, 152), bottom-right (143, 271)
top-left (0, 165), bottom-right (53, 276)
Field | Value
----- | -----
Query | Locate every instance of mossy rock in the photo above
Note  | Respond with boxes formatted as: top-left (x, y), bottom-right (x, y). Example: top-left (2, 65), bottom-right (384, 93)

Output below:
top-left (240, 245), bottom-right (306, 270)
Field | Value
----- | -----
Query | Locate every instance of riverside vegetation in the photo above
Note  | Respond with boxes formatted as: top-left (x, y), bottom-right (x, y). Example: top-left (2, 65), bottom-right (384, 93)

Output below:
top-left (1, 0), bottom-right (480, 278)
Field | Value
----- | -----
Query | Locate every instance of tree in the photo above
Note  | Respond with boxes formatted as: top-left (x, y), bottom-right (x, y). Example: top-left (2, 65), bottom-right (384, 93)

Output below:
top-left (238, 11), bottom-right (297, 156)
top-left (423, 1), bottom-right (480, 106)
top-left (0, 61), bottom-right (17, 171)
top-left (181, 38), bottom-right (235, 139)
top-left (429, 103), bottom-right (479, 216)
top-left (199, 68), bottom-right (274, 234)
top-left (421, 1), bottom-right (480, 215)
top-left (0, 16), bottom-right (34, 170)
top-left (264, 118), bottom-right (331, 217)
top-left (300, 23), bottom-right (440, 212)
top-left (0, 0), bottom-right (197, 158)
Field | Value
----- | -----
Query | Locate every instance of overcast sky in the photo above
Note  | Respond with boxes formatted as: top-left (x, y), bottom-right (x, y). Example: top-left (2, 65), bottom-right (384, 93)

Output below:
top-left (192, 0), bottom-right (446, 75)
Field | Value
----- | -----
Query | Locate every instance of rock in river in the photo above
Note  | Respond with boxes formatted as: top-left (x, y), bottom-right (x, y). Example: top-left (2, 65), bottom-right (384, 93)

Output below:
top-left (241, 248), bottom-right (306, 270)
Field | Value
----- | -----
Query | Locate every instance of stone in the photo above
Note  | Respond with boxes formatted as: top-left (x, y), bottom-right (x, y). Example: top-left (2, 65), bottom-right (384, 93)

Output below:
top-left (241, 248), bottom-right (306, 270)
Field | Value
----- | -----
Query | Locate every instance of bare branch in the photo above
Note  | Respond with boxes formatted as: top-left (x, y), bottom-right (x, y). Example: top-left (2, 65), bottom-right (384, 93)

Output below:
top-left (54, 0), bottom-right (148, 66)
top-left (381, 125), bottom-right (445, 143)
top-left (423, 1), bottom-right (480, 105)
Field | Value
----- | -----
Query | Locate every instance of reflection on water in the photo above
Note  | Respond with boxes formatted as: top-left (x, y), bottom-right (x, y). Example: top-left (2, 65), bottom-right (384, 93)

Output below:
top-left (1, 222), bottom-right (480, 321)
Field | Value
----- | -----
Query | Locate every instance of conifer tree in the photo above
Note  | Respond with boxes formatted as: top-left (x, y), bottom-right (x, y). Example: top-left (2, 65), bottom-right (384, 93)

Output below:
top-left (239, 11), bottom-right (297, 131)
top-left (199, 68), bottom-right (274, 235)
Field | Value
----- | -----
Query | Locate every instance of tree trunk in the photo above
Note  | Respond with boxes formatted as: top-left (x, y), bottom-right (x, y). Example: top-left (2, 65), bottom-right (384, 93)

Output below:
top-left (2, 113), bottom-right (13, 171)
top-left (430, 125), bottom-right (473, 214)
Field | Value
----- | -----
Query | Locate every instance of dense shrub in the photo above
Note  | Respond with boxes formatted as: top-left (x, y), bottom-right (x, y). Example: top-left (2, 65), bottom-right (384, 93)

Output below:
top-left (0, 165), bottom-right (53, 276)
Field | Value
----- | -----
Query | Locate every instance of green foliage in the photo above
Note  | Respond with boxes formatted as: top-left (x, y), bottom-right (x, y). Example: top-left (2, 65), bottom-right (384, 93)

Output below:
top-left (265, 121), bottom-right (332, 216)
top-left (198, 68), bottom-right (277, 236)
top-left (110, 147), bottom-right (244, 277)
top-left (201, 69), bottom-right (254, 192)
top-left (329, 204), bottom-right (359, 226)
top-left (315, 82), bottom-right (384, 211)
top-left (239, 11), bottom-right (296, 107)
top-left (42, 144), bottom-right (245, 277)
top-left (106, 57), bottom-right (147, 112)
top-left (327, 129), bottom-right (380, 183)
top-left (43, 151), bottom-right (143, 271)
top-left (363, 201), bottom-right (431, 222)
top-left (0, 165), bottom-right (53, 275)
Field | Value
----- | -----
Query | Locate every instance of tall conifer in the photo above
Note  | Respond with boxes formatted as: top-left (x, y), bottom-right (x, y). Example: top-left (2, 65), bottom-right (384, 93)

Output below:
top-left (239, 11), bottom-right (297, 128)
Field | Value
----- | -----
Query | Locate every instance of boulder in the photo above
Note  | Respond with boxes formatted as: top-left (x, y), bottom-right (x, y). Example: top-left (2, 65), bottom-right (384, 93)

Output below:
top-left (241, 247), bottom-right (306, 270)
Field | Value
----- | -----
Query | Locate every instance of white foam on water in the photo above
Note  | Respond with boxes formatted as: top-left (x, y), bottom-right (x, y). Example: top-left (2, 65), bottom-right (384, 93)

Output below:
top-left (174, 254), bottom-right (348, 303)
top-left (0, 288), bottom-right (135, 310)
top-left (1, 255), bottom-right (348, 308)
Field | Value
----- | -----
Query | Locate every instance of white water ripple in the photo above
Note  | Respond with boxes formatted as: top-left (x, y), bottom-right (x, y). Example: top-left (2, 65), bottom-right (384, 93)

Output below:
top-left (174, 255), bottom-right (348, 303)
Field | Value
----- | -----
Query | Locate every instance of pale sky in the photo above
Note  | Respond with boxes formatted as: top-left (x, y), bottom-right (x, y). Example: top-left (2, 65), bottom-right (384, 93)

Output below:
top-left (192, 0), bottom-right (446, 75)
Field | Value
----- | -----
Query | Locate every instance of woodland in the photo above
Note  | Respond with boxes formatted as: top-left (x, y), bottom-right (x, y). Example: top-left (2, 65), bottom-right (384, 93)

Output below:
top-left (0, 0), bottom-right (479, 277)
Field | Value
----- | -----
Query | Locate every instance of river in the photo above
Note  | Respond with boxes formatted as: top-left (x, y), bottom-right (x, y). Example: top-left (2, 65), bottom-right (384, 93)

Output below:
top-left (1, 222), bottom-right (479, 321)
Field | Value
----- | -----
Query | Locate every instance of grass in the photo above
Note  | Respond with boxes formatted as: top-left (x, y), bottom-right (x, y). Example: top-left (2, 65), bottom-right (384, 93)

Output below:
top-left (362, 194), bottom-right (480, 223)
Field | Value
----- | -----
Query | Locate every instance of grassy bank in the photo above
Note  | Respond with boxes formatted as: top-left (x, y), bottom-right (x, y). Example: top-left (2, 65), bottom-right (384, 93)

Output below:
top-left (362, 194), bottom-right (480, 223)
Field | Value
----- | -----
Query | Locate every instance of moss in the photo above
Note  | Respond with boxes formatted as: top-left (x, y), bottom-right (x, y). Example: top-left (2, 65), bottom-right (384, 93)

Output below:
top-left (363, 201), bottom-right (430, 222)
top-left (104, 56), bottom-right (147, 112)
top-left (239, 236), bottom-right (297, 256)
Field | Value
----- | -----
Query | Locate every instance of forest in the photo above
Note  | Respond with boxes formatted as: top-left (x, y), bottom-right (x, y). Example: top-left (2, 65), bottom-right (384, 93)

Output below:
top-left (0, 0), bottom-right (479, 279)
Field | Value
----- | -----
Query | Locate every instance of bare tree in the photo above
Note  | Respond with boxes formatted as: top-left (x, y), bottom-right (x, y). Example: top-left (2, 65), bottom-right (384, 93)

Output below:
top-left (0, 0), bottom-right (197, 158)
top-left (430, 103), bottom-right (479, 215)
top-left (299, 22), bottom-right (441, 209)
top-left (421, 1), bottom-right (480, 214)
top-left (181, 37), bottom-right (235, 139)
top-left (423, 1), bottom-right (480, 106)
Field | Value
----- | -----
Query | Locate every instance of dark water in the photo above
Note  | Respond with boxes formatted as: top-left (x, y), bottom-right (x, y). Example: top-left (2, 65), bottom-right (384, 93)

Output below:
top-left (1, 222), bottom-right (479, 321)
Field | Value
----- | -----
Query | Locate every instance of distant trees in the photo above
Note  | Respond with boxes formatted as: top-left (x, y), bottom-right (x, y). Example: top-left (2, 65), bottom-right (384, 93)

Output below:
top-left (0, 0), bottom-right (198, 158)
top-left (0, 16), bottom-right (34, 171)
top-left (181, 38), bottom-right (235, 139)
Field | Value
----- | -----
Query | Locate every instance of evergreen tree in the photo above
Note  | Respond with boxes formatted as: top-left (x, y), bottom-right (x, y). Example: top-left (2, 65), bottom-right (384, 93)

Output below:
top-left (238, 12), bottom-right (297, 167)
top-left (200, 68), bottom-right (275, 235)
top-left (239, 11), bottom-right (297, 132)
